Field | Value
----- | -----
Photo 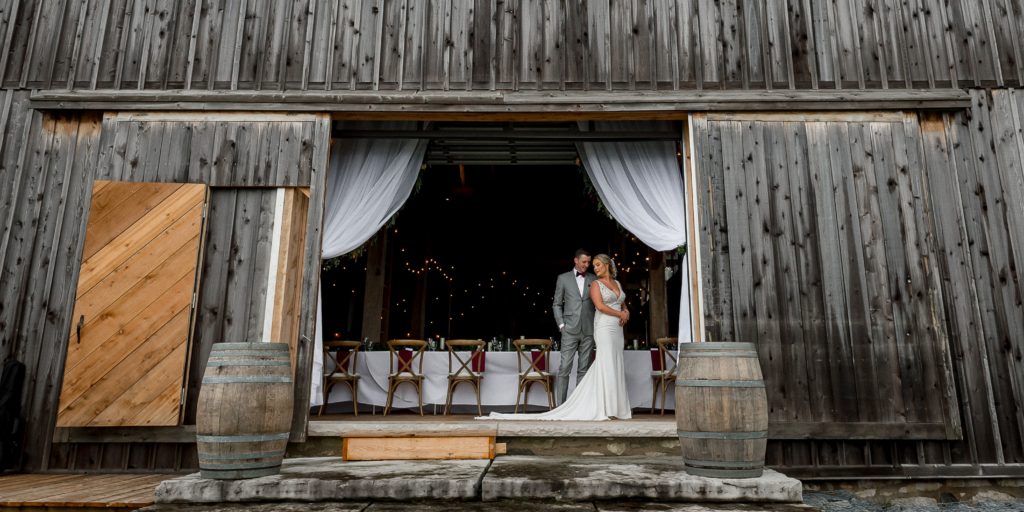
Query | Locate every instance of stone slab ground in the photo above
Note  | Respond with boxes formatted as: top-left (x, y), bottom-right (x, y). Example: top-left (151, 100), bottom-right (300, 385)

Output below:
top-left (482, 456), bottom-right (802, 502)
top-left (140, 502), bottom-right (815, 511)
top-left (156, 458), bottom-right (489, 503)
top-left (154, 456), bottom-right (803, 504)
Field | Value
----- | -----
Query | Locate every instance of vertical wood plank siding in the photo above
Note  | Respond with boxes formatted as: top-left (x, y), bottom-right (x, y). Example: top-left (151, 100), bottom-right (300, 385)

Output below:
top-left (0, 0), bottom-right (1022, 480)
top-left (694, 92), bottom-right (1024, 477)
top-left (0, 104), bottom-right (329, 470)
top-left (0, 0), bottom-right (1022, 91)
top-left (700, 114), bottom-right (959, 438)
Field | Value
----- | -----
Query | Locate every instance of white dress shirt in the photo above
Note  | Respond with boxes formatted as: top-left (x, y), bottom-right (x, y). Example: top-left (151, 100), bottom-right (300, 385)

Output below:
top-left (560, 269), bottom-right (587, 330)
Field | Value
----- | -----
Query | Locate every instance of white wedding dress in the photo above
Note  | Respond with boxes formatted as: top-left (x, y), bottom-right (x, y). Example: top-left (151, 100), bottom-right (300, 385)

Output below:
top-left (484, 280), bottom-right (632, 421)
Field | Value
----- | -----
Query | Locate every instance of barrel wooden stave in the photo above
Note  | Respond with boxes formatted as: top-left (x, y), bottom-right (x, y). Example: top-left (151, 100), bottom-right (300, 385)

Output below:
top-left (196, 342), bottom-right (294, 479)
top-left (675, 342), bottom-right (768, 479)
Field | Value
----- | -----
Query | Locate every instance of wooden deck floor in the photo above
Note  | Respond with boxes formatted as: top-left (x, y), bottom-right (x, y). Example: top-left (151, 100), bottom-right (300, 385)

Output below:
top-left (0, 473), bottom-right (172, 508)
top-left (314, 412), bottom-right (675, 422)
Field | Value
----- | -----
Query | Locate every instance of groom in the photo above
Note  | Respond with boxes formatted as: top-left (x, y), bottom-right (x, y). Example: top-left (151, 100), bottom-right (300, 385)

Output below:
top-left (552, 249), bottom-right (596, 405)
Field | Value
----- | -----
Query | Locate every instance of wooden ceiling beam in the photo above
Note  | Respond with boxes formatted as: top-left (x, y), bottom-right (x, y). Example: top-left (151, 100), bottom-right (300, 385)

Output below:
top-left (29, 89), bottom-right (970, 115)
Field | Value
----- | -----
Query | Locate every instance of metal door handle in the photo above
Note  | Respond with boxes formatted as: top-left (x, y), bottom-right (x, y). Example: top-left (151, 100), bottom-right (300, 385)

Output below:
top-left (76, 315), bottom-right (84, 344)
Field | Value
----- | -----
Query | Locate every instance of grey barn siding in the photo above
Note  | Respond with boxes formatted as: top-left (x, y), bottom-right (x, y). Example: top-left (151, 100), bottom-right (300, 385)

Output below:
top-left (0, 0), bottom-right (1021, 479)
top-left (692, 92), bottom-right (1024, 478)
top-left (0, 106), bottom-right (330, 471)
top-left (0, 0), bottom-right (1023, 92)
top-left (694, 113), bottom-right (961, 440)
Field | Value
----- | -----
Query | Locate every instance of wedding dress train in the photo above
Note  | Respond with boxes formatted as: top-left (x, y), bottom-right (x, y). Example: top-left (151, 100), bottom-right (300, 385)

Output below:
top-left (484, 280), bottom-right (632, 421)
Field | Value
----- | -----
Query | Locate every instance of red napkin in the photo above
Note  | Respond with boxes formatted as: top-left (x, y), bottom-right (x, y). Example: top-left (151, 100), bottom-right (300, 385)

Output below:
top-left (397, 348), bottom-right (413, 370)
top-left (530, 349), bottom-right (547, 371)
top-left (471, 351), bottom-right (486, 373)
top-left (650, 347), bottom-right (663, 371)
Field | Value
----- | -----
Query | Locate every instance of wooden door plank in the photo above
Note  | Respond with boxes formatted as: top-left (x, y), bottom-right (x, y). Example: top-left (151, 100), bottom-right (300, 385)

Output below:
top-left (93, 340), bottom-right (189, 426)
top-left (57, 179), bottom-right (207, 428)
top-left (848, 121), bottom-right (896, 423)
top-left (81, 180), bottom-right (182, 262)
top-left (72, 206), bottom-right (203, 325)
top-left (823, 121), bottom-right (865, 420)
top-left (75, 184), bottom-right (205, 293)
top-left (762, 122), bottom-right (810, 422)
top-left (59, 305), bottom-right (192, 426)
top-left (63, 224), bottom-right (202, 377)
top-left (58, 271), bottom-right (195, 425)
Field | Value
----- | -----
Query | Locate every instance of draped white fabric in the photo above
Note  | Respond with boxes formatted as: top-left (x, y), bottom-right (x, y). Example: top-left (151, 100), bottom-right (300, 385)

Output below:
top-left (311, 126), bottom-right (427, 406)
top-left (576, 121), bottom-right (695, 344)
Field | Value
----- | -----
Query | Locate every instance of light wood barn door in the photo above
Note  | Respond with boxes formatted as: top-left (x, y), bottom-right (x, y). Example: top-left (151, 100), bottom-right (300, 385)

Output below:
top-left (57, 180), bottom-right (208, 427)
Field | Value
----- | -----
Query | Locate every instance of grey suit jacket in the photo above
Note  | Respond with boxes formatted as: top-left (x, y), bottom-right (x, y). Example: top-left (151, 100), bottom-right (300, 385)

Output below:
top-left (552, 270), bottom-right (596, 336)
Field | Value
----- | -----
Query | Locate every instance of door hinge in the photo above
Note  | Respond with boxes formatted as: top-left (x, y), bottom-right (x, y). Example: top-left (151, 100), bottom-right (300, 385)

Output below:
top-left (180, 387), bottom-right (186, 405)
top-left (202, 202), bottom-right (208, 220)
top-left (191, 292), bottom-right (197, 310)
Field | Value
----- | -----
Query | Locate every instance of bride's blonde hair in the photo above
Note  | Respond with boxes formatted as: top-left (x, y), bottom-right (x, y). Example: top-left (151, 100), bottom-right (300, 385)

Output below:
top-left (594, 253), bottom-right (617, 278)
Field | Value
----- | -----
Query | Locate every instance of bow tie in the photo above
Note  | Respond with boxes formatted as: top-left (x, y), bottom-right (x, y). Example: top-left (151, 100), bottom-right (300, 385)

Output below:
top-left (576, 272), bottom-right (586, 278)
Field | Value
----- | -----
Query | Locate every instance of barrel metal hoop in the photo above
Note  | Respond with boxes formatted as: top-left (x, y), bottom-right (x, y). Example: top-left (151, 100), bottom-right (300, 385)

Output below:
top-left (679, 352), bottom-right (758, 358)
top-left (206, 360), bottom-right (292, 367)
top-left (202, 376), bottom-right (293, 384)
top-left (197, 450), bottom-right (287, 461)
top-left (199, 460), bottom-right (284, 470)
top-left (683, 457), bottom-right (766, 469)
top-left (197, 433), bottom-right (290, 443)
top-left (683, 466), bottom-right (764, 479)
top-left (208, 351), bottom-right (291, 358)
top-left (677, 379), bottom-right (765, 388)
top-left (200, 467), bottom-right (280, 480)
top-left (211, 343), bottom-right (290, 351)
top-left (680, 342), bottom-right (757, 350)
top-left (677, 430), bottom-right (767, 440)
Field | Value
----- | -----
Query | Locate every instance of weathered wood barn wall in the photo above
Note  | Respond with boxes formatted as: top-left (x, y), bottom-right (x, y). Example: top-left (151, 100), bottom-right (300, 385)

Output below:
top-left (0, 0), bottom-right (1020, 479)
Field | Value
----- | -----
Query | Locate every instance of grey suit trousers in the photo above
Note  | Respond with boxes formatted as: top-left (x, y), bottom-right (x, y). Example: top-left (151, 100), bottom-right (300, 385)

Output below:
top-left (556, 330), bottom-right (595, 404)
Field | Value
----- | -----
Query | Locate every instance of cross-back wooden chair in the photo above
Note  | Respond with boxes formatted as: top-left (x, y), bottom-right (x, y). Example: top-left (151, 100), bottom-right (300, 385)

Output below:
top-left (319, 340), bottom-right (362, 416)
top-left (444, 339), bottom-right (485, 415)
top-left (512, 338), bottom-right (555, 412)
top-left (651, 337), bottom-right (679, 415)
top-left (384, 339), bottom-right (427, 416)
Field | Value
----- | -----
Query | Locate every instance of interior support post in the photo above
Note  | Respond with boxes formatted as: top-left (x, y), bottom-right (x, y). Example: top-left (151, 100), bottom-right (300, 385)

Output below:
top-left (361, 230), bottom-right (388, 344)
top-left (648, 249), bottom-right (669, 343)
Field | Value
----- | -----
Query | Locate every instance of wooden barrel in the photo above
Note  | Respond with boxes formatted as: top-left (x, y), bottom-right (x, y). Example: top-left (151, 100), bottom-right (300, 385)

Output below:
top-left (675, 342), bottom-right (767, 478)
top-left (196, 342), bottom-right (293, 480)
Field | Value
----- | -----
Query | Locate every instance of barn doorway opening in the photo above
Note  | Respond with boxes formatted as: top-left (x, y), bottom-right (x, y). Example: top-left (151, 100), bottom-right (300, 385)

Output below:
top-left (318, 121), bottom-right (687, 416)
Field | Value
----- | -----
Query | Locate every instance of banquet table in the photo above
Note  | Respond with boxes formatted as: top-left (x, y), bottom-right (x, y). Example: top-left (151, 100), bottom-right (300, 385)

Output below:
top-left (323, 350), bottom-right (676, 412)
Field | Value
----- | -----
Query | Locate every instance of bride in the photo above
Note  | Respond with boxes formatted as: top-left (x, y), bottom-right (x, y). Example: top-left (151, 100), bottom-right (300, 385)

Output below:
top-left (483, 254), bottom-right (632, 421)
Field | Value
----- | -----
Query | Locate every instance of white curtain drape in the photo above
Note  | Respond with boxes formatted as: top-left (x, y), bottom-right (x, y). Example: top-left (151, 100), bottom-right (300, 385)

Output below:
top-left (310, 123), bottom-right (427, 406)
top-left (576, 121), bottom-right (696, 344)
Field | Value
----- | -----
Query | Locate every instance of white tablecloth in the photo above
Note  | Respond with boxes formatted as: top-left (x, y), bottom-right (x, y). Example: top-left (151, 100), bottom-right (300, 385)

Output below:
top-left (322, 351), bottom-right (676, 411)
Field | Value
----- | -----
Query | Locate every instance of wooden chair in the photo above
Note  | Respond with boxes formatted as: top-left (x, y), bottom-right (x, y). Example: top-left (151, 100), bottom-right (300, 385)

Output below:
top-left (384, 339), bottom-right (427, 416)
top-left (444, 339), bottom-right (485, 416)
top-left (651, 337), bottom-right (679, 415)
top-left (512, 339), bottom-right (555, 412)
top-left (319, 340), bottom-right (361, 416)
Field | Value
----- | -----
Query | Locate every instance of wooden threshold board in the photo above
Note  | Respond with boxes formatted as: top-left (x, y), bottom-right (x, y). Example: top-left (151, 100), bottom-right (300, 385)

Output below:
top-left (0, 473), bottom-right (171, 508)
top-left (341, 436), bottom-right (507, 461)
